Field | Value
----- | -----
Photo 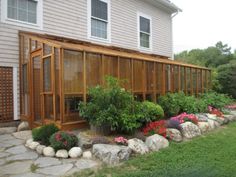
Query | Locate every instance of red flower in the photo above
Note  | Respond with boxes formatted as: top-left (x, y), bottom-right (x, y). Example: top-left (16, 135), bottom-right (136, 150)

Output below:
top-left (142, 120), bottom-right (167, 137)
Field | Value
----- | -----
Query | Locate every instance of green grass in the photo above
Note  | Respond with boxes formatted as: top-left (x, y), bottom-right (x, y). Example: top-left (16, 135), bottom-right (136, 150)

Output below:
top-left (73, 123), bottom-right (236, 177)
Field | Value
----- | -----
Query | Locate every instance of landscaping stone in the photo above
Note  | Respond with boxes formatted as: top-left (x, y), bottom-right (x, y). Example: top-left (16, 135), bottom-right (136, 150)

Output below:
top-left (69, 147), bottom-right (82, 158)
top-left (79, 136), bottom-right (92, 149)
top-left (43, 147), bottom-right (55, 157)
top-left (34, 157), bottom-right (61, 168)
top-left (166, 128), bottom-right (182, 142)
top-left (0, 160), bottom-right (32, 175)
top-left (6, 151), bottom-right (38, 161)
top-left (180, 122), bottom-right (201, 139)
top-left (196, 114), bottom-right (208, 122)
top-left (6, 145), bottom-right (27, 154)
top-left (92, 144), bottom-right (131, 165)
top-left (0, 139), bottom-right (24, 148)
top-left (28, 141), bottom-right (40, 150)
top-left (0, 152), bottom-right (10, 158)
top-left (128, 138), bottom-right (149, 154)
top-left (36, 145), bottom-right (46, 155)
top-left (145, 134), bottom-right (169, 151)
top-left (83, 151), bottom-right (92, 159)
top-left (224, 115), bottom-right (235, 122)
top-left (56, 149), bottom-right (69, 158)
top-left (206, 114), bottom-right (218, 121)
top-left (36, 163), bottom-right (73, 176)
top-left (25, 138), bottom-right (33, 147)
top-left (207, 119), bottom-right (217, 130)
top-left (0, 127), bottom-right (16, 135)
top-left (17, 121), bottom-right (30, 132)
top-left (214, 117), bottom-right (225, 125)
top-left (75, 159), bottom-right (99, 170)
top-left (12, 130), bottom-right (32, 140)
top-left (0, 159), bottom-right (6, 166)
top-left (0, 134), bottom-right (15, 141)
top-left (11, 173), bottom-right (45, 177)
top-left (198, 122), bottom-right (210, 133)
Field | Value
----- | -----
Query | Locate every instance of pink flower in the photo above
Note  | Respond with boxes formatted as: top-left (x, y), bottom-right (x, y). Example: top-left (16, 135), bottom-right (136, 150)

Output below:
top-left (114, 137), bottom-right (128, 144)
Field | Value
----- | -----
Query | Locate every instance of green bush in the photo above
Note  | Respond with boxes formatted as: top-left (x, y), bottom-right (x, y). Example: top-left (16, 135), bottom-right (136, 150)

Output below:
top-left (199, 91), bottom-right (233, 110)
top-left (137, 101), bottom-right (164, 125)
top-left (49, 131), bottom-right (78, 151)
top-left (216, 63), bottom-right (236, 98)
top-left (79, 76), bottom-right (141, 133)
top-left (158, 92), bottom-right (183, 117)
top-left (32, 124), bottom-right (59, 146)
top-left (158, 91), bottom-right (234, 117)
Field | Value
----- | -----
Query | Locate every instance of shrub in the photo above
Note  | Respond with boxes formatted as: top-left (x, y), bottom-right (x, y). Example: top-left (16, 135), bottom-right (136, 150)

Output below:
top-left (217, 63), bottom-right (236, 98)
top-left (199, 91), bottom-right (234, 110)
top-left (137, 101), bottom-right (164, 125)
top-left (170, 112), bottom-right (198, 125)
top-left (49, 131), bottom-right (78, 151)
top-left (158, 92), bottom-right (183, 117)
top-left (32, 124), bottom-right (59, 146)
top-left (142, 120), bottom-right (167, 137)
top-left (79, 76), bottom-right (141, 134)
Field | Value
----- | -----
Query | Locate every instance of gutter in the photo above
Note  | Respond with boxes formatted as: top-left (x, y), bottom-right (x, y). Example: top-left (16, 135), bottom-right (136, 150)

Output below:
top-left (156, 0), bottom-right (182, 13)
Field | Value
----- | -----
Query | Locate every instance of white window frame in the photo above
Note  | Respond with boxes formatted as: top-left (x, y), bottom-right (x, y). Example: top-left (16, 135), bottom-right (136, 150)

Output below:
top-left (1, 0), bottom-right (43, 30)
top-left (87, 0), bottom-right (111, 43)
top-left (137, 12), bottom-right (152, 52)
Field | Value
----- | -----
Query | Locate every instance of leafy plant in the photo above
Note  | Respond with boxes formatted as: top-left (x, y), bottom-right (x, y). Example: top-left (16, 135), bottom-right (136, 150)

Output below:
top-left (49, 131), bottom-right (78, 151)
top-left (32, 124), bottom-right (59, 146)
top-left (79, 76), bottom-right (141, 134)
top-left (142, 120), bottom-right (167, 137)
top-left (137, 101), bottom-right (164, 125)
top-left (199, 91), bottom-right (234, 110)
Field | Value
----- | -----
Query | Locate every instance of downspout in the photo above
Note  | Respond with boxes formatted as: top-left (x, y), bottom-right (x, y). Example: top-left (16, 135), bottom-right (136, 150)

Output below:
top-left (171, 11), bottom-right (179, 60)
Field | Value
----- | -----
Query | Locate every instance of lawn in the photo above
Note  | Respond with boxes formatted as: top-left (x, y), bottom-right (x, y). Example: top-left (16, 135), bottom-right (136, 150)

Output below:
top-left (73, 122), bottom-right (236, 177)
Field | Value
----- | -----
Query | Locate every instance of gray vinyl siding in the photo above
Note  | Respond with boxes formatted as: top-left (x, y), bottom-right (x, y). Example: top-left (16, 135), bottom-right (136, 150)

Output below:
top-left (0, 0), bottom-right (173, 119)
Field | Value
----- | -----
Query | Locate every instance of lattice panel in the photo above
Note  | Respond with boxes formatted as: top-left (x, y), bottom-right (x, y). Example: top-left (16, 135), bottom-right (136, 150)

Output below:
top-left (0, 67), bottom-right (13, 122)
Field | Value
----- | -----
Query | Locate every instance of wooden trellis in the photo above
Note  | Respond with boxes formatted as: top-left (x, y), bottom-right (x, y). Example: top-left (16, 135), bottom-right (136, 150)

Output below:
top-left (0, 67), bottom-right (13, 122)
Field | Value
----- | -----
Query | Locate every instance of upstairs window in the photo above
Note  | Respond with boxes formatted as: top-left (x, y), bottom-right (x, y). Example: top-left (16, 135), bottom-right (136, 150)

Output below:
top-left (1, 0), bottom-right (42, 29)
top-left (138, 13), bottom-right (152, 50)
top-left (7, 0), bottom-right (37, 24)
top-left (88, 0), bottom-right (110, 42)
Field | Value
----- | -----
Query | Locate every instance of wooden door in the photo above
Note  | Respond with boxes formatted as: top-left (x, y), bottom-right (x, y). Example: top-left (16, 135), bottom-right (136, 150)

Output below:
top-left (0, 67), bottom-right (13, 122)
top-left (30, 50), bottom-right (43, 126)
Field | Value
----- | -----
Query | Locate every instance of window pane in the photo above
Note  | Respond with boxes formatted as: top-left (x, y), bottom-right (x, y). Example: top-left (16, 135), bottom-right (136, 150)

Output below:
top-left (140, 16), bottom-right (150, 33)
top-left (18, 9), bottom-right (27, 22)
top-left (8, 0), bottom-right (17, 7)
top-left (91, 18), bottom-right (107, 39)
top-left (140, 33), bottom-right (150, 48)
top-left (44, 95), bottom-right (53, 119)
top-left (92, 0), bottom-right (108, 20)
top-left (28, 0), bottom-right (37, 12)
top-left (18, 0), bottom-right (27, 10)
top-left (28, 12), bottom-right (36, 23)
top-left (64, 50), bottom-right (84, 94)
top-left (43, 57), bottom-right (51, 92)
top-left (8, 7), bottom-right (17, 19)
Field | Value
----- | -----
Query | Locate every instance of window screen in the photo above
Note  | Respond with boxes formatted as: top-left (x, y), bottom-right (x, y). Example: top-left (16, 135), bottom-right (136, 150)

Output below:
top-left (7, 0), bottom-right (37, 24)
top-left (91, 0), bottom-right (108, 39)
top-left (139, 16), bottom-right (151, 48)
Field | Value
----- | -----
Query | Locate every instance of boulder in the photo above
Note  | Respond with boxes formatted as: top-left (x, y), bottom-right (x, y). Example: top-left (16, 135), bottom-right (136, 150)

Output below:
top-left (56, 149), bottom-right (68, 158)
top-left (166, 129), bottom-right (182, 142)
top-left (43, 147), bottom-right (55, 157)
top-left (128, 138), bottom-right (149, 154)
top-left (180, 122), bottom-right (201, 139)
top-left (207, 119), bottom-right (216, 130)
top-left (224, 115), bottom-right (235, 122)
top-left (69, 147), bottom-right (82, 158)
top-left (198, 122), bottom-right (210, 133)
top-left (25, 138), bottom-right (33, 147)
top-left (29, 141), bottom-right (40, 150)
top-left (17, 121), bottom-right (29, 132)
top-left (92, 144), bottom-right (131, 165)
top-left (195, 114), bottom-right (208, 122)
top-left (36, 145), bottom-right (46, 155)
top-left (206, 114), bottom-right (218, 121)
top-left (145, 134), bottom-right (169, 151)
top-left (83, 151), bottom-right (92, 159)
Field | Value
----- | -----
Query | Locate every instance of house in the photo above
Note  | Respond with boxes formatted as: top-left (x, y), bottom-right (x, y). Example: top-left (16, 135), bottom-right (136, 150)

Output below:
top-left (0, 0), bottom-right (211, 129)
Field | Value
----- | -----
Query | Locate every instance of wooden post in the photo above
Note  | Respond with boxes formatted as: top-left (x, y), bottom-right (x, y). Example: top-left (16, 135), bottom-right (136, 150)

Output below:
top-left (83, 51), bottom-right (87, 102)
top-left (162, 64), bottom-right (166, 95)
top-left (153, 62), bottom-right (157, 102)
